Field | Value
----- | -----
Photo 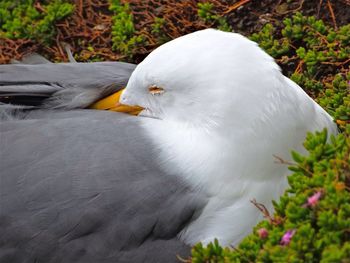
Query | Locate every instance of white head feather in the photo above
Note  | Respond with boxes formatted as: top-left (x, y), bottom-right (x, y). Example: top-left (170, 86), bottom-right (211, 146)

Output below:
top-left (121, 29), bottom-right (337, 245)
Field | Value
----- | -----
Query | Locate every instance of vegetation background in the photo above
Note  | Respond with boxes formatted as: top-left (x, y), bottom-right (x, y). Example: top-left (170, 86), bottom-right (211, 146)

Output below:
top-left (0, 0), bottom-right (349, 262)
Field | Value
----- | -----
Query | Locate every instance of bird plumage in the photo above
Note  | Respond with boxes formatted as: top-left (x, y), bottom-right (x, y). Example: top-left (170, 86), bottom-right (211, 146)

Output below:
top-left (0, 110), bottom-right (201, 263)
top-left (121, 29), bottom-right (337, 245)
top-left (0, 61), bottom-right (135, 110)
top-left (0, 29), bottom-right (337, 262)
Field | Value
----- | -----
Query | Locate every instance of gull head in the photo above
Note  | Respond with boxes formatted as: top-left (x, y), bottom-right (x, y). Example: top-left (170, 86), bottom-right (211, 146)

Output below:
top-left (120, 29), bottom-right (280, 129)
top-left (117, 29), bottom-right (337, 246)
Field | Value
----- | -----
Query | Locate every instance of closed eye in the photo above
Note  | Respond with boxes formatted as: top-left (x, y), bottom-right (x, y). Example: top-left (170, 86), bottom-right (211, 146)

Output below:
top-left (148, 85), bottom-right (165, 95)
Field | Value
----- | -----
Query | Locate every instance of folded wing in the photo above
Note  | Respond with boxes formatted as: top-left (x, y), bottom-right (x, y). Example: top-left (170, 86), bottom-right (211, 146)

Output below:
top-left (0, 59), bottom-right (135, 109)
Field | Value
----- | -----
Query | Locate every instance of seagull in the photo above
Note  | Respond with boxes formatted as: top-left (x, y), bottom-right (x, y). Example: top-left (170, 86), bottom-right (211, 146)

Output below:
top-left (0, 29), bottom-right (337, 263)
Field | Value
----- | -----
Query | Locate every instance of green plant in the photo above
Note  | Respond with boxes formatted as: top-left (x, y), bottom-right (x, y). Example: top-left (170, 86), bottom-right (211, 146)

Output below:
top-left (191, 127), bottom-right (350, 262)
top-left (151, 17), bottom-right (170, 44)
top-left (250, 12), bottom-right (350, 125)
top-left (250, 23), bottom-right (290, 58)
top-left (318, 73), bottom-right (350, 125)
top-left (109, 0), bottom-right (144, 57)
top-left (197, 2), bottom-right (232, 32)
top-left (0, 0), bottom-right (73, 43)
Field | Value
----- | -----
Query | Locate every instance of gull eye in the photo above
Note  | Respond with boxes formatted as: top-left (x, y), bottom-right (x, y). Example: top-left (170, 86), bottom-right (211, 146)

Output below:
top-left (148, 85), bottom-right (165, 95)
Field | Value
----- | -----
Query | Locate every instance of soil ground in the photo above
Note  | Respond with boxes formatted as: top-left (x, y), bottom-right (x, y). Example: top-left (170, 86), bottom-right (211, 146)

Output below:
top-left (0, 0), bottom-right (349, 64)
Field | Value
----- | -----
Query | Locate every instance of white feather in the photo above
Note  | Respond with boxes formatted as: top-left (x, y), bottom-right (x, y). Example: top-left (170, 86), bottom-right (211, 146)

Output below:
top-left (121, 29), bottom-right (337, 246)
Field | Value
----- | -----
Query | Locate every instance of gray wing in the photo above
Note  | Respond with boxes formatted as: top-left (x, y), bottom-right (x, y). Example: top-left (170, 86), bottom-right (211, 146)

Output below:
top-left (0, 110), bottom-right (205, 263)
top-left (0, 61), bottom-right (136, 109)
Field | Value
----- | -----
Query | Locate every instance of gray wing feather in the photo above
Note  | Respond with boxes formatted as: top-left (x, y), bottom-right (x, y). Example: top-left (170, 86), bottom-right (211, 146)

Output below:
top-left (0, 62), bottom-right (136, 109)
top-left (0, 110), bottom-right (205, 263)
top-left (11, 53), bottom-right (53, 65)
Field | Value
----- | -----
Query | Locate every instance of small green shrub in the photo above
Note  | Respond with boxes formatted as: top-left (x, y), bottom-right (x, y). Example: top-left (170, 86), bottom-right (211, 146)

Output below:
top-left (0, 0), bottom-right (73, 43)
top-left (197, 2), bottom-right (232, 32)
top-left (318, 73), bottom-right (350, 124)
top-left (109, 0), bottom-right (144, 57)
top-left (151, 17), bottom-right (170, 44)
top-left (250, 23), bottom-right (290, 57)
top-left (191, 127), bottom-right (350, 262)
top-left (251, 12), bottom-right (350, 125)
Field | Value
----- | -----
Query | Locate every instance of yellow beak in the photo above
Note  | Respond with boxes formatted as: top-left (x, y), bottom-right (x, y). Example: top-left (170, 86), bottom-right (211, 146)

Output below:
top-left (89, 88), bottom-right (143, 115)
